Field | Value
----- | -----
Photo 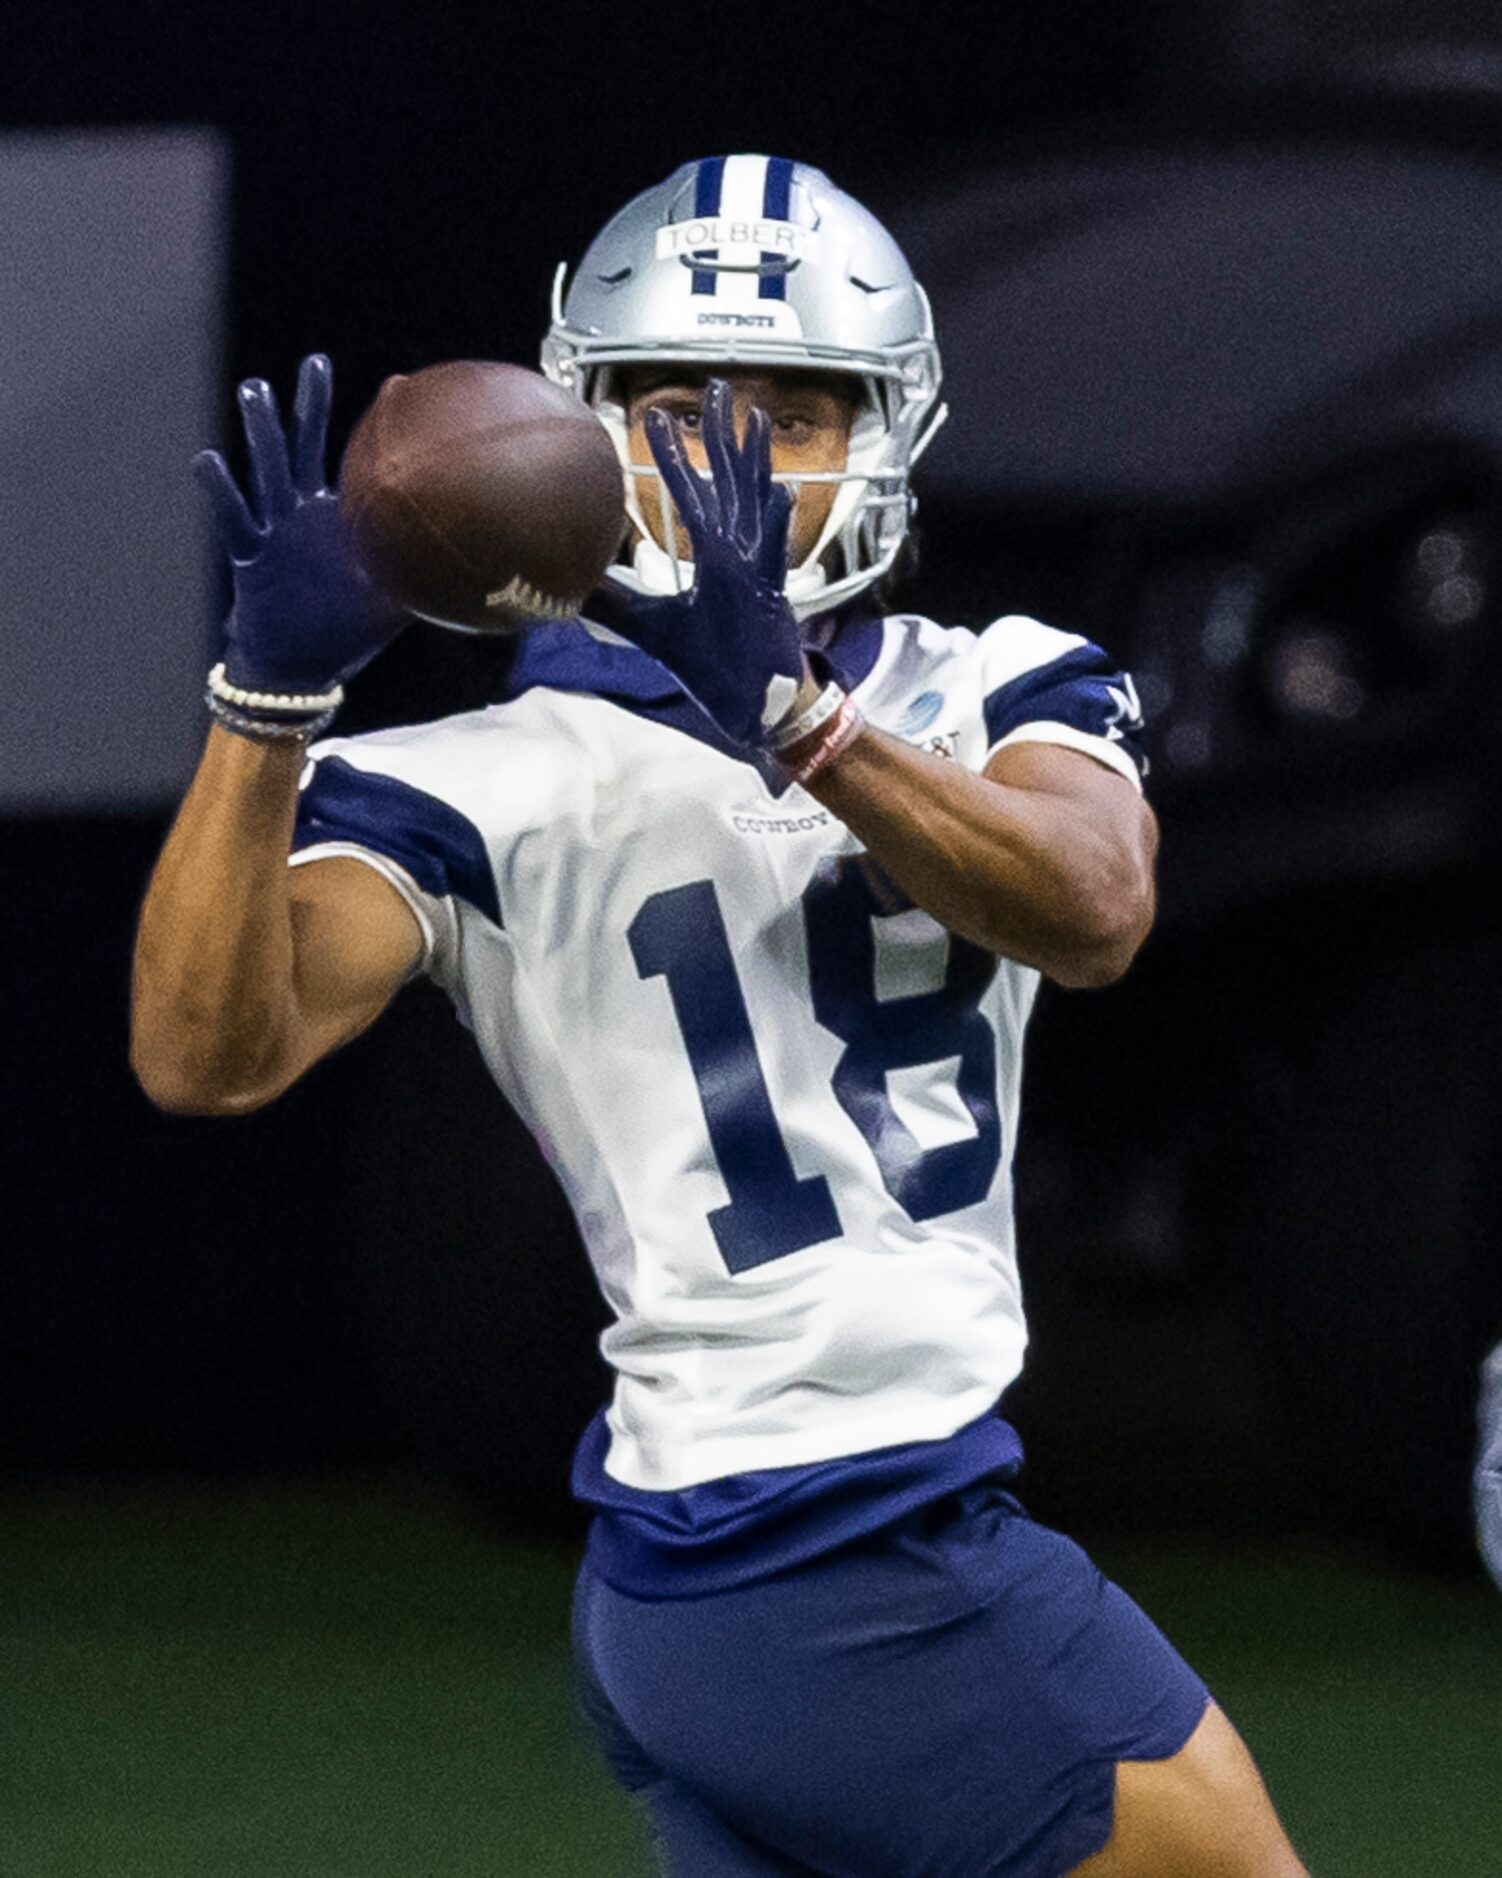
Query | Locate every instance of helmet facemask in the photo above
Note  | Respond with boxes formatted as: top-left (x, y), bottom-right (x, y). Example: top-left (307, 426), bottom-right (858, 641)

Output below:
top-left (578, 363), bottom-right (942, 620)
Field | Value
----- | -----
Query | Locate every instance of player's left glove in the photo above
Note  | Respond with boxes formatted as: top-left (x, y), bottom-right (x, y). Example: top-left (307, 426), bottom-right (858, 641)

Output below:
top-left (195, 354), bottom-right (407, 713)
top-left (615, 378), bottom-right (806, 747)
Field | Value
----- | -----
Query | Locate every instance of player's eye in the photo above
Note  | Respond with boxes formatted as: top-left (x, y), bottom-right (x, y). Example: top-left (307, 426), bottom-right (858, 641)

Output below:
top-left (633, 392), bottom-right (703, 433)
top-left (647, 398), bottom-right (702, 431)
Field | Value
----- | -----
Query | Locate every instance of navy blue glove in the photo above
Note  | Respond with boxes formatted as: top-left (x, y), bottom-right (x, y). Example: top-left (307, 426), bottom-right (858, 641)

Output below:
top-left (620, 378), bottom-right (806, 746)
top-left (194, 354), bottom-right (406, 696)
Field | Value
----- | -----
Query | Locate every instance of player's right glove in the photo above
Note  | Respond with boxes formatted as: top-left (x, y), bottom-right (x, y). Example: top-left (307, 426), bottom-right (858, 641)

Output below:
top-left (612, 378), bottom-right (807, 748)
top-left (195, 353), bottom-right (406, 734)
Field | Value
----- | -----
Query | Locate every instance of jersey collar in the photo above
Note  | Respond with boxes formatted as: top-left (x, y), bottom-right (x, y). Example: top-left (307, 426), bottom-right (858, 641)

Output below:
top-left (495, 603), bottom-right (888, 798)
top-left (498, 601), bottom-right (887, 708)
top-left (500, 615), bottom-right (682, 704)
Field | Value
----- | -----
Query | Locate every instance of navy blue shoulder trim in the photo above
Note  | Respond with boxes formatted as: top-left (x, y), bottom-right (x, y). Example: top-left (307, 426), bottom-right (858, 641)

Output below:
top-left (509, 604), bottom-right (888, 706)
top-left (983, 642), bottom-right (1147, 777)
top-left (502, 619), bottom-right (682, 705)
top-left (501, 619), bottom-right (785, 790)
top-left (813, 602), bottom-right (886, 691)
top-left (293, 754), bottom-right (501, 927)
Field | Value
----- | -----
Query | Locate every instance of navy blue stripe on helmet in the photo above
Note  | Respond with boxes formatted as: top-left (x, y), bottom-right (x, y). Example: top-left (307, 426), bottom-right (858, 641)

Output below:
top-left (694, 155), bottom-right (727, 215)
top-left (759, 155), bottom-right (794, 301)
top-left (762, 155), bottom-right (792, 218)
top-left (691, 155), bottom-right (726, 297)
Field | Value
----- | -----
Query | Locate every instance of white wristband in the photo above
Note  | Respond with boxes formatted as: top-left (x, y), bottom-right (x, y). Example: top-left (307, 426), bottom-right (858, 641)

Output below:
top-left (766, 679), bottom-right (846, 753)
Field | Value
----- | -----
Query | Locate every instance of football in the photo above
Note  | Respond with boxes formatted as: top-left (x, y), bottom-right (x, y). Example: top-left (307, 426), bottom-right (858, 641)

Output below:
top-left (339, 360), bottom-right (625, 632)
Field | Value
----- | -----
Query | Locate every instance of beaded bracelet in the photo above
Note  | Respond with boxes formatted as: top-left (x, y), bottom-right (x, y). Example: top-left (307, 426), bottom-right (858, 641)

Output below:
top-left (204, 662), bottom-right (343, 744)
top-left (205, 691), bottom-right (339, 743)
top-left (206, 663), bottom-right (344, 715)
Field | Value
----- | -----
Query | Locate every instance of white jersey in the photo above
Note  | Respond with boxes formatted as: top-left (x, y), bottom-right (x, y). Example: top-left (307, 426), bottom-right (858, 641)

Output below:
top-left (290, 610), bottom-right (1144, 1497)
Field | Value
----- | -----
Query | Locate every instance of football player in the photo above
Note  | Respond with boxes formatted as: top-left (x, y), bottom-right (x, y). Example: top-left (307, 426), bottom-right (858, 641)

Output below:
top-left (1478, 1343), bottom-right (1502, 1592)
top-left (131, 156), bottom-right (1307, 1876)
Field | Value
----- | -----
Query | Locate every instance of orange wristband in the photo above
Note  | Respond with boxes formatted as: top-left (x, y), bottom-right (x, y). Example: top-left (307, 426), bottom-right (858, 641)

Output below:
top-left (783, 693), bottom-right (866, 786)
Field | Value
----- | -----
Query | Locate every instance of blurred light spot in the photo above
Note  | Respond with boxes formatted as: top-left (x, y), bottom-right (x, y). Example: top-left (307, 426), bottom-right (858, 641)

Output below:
top-left (1203, 612), bottom-right (1249, 668)
top-left (1120, 1168), bottom-right (1184, 1272)
top-left (1416, 530), bottom-right (1466, 580)
top-left (1202, 567), bottom-right (1259, 668)
top-left (1427, 574), bottom-right (1484, 628)
top-left (1137, 670), bottom-right (1173, 716)
top-left (1270, 630), bottom-right (1364, 721)
top-left (1165, 721), bottom-right (1212, 768)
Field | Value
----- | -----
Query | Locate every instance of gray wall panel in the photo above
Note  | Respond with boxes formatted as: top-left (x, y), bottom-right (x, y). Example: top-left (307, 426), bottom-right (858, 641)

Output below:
top-left (0, 129), bottom-right (225, 810)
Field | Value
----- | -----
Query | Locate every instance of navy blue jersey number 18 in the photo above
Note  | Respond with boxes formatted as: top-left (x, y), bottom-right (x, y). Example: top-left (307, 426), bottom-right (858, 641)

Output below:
top-left (803, 858), bottom-right (1000, 1221)
top-left (628, 881), bottom-right (842, 1273)
top-left (631, 870), bottom-right (1000, 1273)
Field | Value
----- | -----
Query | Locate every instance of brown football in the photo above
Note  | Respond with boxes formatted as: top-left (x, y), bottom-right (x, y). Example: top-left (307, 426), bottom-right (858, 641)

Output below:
top-left (339, 360), bottom-right (625, 632)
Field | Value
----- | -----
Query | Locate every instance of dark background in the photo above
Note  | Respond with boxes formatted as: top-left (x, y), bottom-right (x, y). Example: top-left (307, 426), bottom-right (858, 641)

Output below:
top-left (5, 0), bottom-right (1502, 1572)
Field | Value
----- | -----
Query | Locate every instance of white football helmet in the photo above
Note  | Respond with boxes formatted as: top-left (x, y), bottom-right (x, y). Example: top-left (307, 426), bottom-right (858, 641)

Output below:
top-left (541, 155), bottom-right (946, 620)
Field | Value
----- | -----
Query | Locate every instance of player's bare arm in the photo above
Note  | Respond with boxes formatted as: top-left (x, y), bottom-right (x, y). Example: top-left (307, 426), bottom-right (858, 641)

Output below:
top-left (803, 729), bottom-right (1157, 987)
top-left (131, 726), bottom-right (420, 1114)
top-left (131, 355), bottom-right (416, 1116)
top-left (625, 374), bottom-right (1154, 987)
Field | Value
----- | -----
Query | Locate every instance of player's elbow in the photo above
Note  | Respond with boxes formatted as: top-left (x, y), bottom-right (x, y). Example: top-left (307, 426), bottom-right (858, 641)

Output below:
top-left (136, 1071), bottom-right (275, 1117)
top-left (1046, 927), bottom-right (1146, 989)
top-left (130, 1051), bottom-right (279, 1117)
top-left (129, 1021), bottom-right (287, 1117)
top-left (1042, 863), bottom-right (1156, 990)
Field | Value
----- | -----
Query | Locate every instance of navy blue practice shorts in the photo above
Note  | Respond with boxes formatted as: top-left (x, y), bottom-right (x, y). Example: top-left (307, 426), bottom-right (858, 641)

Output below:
top-left (571, 1480), bottom-right (1210, 1878)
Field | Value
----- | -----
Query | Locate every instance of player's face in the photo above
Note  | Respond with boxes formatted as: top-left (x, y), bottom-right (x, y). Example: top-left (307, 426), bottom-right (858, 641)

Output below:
top-left (623, 369), bottom-right (859, 568)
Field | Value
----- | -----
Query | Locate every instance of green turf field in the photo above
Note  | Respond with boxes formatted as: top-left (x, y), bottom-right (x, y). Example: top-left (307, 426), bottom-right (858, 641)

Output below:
top-left (0, 1479), bottom-right (1496, 1876)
